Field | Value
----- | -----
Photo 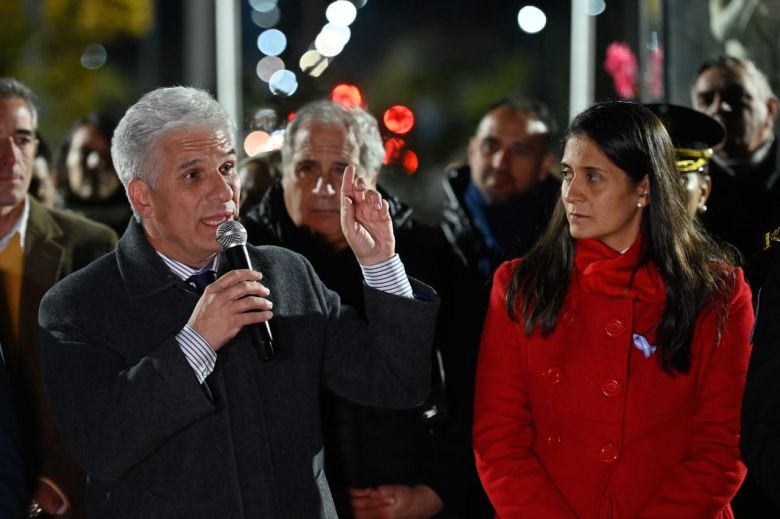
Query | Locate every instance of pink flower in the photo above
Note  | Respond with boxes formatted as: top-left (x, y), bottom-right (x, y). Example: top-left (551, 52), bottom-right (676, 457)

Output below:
top-left (604, 42), bottom-right (637, 99)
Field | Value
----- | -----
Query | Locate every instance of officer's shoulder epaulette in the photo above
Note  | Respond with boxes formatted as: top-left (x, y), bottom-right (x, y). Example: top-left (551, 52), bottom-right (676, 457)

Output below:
top-left (765, 227), bottom-right (780, 251)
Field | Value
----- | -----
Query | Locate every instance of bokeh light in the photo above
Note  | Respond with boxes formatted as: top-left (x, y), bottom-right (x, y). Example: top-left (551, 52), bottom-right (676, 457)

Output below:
top-left (256, 56), bottom-right (285, 82)
top-left (244, 131), bottom-right (270, 156)
top-left (300, 50), bottom-right (329, 77)
top-left (584, 0), bottom-right (606, 16)
top-left (383, 105), bottom-right (415, 135)
top-left (353, 0), bottom-right (368, 7)
top-left (253, 108), bottom-right (278, 131)
top-left (81, 43), bottom-right (107, 70)
top-left (517, 5), bottom-right (547, 34)
top-left (331, 83), bottom-right (363, 109)
top-left (269, 69), bottom-right (298, 96)
top-left (249, 0), bottom-right (278, 10)
top-left (315, 30), bottom-right (345, 58)
top-left (251, 7), bottom-right (281, 28)
top-left (326, 1), bottom-right (357, 26)
top-left (321, 23), bottom-right (351, 47)
top-left (384, 137), bottom-right (406, 165)
top-left (257, 29), bottom-right (287, 56)
top-left (402, 150), bottom-right (419, 174)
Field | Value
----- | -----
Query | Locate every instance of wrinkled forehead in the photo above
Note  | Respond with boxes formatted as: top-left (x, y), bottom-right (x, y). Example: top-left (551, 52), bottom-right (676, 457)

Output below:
top-left (292, 121), bottom-right (359, 158)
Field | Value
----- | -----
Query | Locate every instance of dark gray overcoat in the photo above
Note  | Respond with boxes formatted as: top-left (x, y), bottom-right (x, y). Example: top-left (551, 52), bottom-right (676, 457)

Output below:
top-left (38, 221), bottom-right (439, 518)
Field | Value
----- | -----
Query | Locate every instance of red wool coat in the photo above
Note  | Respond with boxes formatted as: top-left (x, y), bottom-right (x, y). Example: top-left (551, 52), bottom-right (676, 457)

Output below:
top-left (473, 238), bottom-right (753, 519)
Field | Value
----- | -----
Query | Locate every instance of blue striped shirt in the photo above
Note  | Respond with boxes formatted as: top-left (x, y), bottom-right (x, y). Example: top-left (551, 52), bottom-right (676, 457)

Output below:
top-left (161, 252), bottom-right (412, 384)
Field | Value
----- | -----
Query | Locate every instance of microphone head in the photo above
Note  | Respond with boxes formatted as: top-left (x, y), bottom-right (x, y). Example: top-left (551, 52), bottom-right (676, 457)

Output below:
top-left (216, 220), bottom-right (248, 250)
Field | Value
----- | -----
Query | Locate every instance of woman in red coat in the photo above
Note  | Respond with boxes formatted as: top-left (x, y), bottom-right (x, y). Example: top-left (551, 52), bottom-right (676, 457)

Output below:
top-left (473, 101), bottom-right (753, 519)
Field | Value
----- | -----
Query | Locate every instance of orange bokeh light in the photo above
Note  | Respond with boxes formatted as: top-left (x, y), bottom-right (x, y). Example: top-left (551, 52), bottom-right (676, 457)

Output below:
top-left (244, 131), bottom-right (271, 156)
top-left (384, 137), bottom-right (406, 165)
top-left (331, 83), bottom-right (364, 109)
top-left (402, 149), bottom-right (418, 174)
top-left (383, 105), bottom-right (414, 135)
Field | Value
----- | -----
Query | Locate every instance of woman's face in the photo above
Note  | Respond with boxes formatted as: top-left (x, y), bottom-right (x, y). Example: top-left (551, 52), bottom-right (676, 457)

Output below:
top-left (561, 135), bottom-right (648, 251)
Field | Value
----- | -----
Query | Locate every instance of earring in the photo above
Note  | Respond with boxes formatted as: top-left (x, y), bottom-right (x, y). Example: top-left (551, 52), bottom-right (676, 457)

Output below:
top-left (700, 204), bottom-right (707, 214)
top-left (636, 202), bottom-right (643, 208)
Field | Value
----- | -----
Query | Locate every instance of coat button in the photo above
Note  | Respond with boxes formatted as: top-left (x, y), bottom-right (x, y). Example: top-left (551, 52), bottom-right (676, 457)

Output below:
top-left (546, 430), bottom-right (562, 449)
top-left (542, 366), bottom-right (562, 384)
top-left (601, 378), bottom-right (622, 398)
top-left (600, 443), bottom-right (619, 464)
top-left (560, 308), bottom-right (575, 326)
top-left (604, 318), bottom-right (626, 338)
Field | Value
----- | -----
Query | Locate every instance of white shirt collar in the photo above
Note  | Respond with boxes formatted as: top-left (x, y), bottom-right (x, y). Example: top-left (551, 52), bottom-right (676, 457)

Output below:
top-left (0, 195), bottom-right (30, 253)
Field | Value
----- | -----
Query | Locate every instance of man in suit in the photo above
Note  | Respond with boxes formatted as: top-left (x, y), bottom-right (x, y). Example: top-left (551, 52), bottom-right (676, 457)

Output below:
top-left (38, 86), bottom-right (439, 518)
top-left (0, 78), bottom-right (116, 517)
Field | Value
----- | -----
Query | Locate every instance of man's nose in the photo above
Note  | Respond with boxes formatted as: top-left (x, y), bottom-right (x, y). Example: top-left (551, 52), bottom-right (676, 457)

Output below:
top-left (491, 148), bottom-right (510, 170)
top-left (0, 138), bottom-right (19, 168)
top-left (208, 171), bottom-right (234, 201)
top-left (311, 174), bottom-right (337, 196)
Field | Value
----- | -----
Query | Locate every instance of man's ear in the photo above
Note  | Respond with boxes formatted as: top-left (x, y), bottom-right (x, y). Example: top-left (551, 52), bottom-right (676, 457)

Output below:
top-left (127, 178), bottom-right (153, 219)
top-left (767, 96), bottom-right (779, 124)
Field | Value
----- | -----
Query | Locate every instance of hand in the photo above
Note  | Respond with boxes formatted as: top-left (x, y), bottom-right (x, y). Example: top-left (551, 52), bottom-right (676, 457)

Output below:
top-left (34, 478), bottom-right (69, 515)
top-left (348, 484), bottom-right (444, 519)
top-left (187, 269), bottom-right (273, 351)
top-left (340, 165), bottom-right (395, 266)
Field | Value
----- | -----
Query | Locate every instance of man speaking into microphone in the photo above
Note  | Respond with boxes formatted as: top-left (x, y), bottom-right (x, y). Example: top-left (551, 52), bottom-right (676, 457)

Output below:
top-left (37, 86), bottom-right (440, 519)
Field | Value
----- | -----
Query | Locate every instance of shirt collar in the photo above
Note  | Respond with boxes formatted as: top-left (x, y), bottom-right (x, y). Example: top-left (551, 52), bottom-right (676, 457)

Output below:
top-left (155, 251), bottom-right (220, 281)
top-left (0, 195), bottom-right (30, 253)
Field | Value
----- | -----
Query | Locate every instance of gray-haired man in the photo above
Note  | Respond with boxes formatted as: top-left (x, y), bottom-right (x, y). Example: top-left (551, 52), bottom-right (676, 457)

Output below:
top-left (39, 86), bottom-right (439, 518)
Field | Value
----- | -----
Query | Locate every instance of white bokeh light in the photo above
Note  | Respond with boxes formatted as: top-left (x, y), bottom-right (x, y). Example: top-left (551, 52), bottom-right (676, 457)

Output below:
top-left (325, 1), bottom-right (357, 26)
top-left (249, 0), bottom-right (277, 11)
top-left (517, 5), bottom-right (547, 34)
top-left (321, 24), bottom-right (351, 48)
top-left (584, 0), bottom-right (606, 16)
top-left (251, 7), bottom-right (281, 28)
top-left (257, 29), bottom-right (287, 56)
top-left (269, 69), bottom-right (298, 96)
top-left (256, 56), bottom-right (285, 82)
top-left (315, 30), bottom-right (345, 57)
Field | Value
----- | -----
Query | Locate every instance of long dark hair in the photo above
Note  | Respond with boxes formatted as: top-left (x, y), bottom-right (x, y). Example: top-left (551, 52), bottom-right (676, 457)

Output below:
top-left (506, 101), bottom-right (737, 374)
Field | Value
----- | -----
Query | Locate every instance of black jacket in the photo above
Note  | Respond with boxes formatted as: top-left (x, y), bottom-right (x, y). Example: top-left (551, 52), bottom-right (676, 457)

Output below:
top-left (701, 138), bottom-right (780, 293)
top-left (242, 181), bottom-right (492, 518)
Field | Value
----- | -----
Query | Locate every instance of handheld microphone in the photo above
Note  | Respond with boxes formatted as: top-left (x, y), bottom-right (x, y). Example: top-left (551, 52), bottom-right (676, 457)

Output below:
top-left (216, 220), bottom-right (275, 361)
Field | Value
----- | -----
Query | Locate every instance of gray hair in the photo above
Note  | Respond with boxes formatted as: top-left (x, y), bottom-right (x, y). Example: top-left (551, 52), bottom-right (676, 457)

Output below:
top-left (112, 86), bottom-right (236, 219)
top-left (281, 100), bottom-right (385, 179)
top-left (0, 77), bottom-right (39, 129)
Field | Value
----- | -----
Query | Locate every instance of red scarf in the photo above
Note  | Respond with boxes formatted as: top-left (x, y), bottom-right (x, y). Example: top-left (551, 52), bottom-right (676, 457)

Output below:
top-left (573, 235), bottom-right (666, 341)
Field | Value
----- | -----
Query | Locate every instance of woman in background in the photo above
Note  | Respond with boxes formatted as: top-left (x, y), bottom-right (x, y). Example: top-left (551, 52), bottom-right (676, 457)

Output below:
top-left (473, 101), bottom-right (752, 518)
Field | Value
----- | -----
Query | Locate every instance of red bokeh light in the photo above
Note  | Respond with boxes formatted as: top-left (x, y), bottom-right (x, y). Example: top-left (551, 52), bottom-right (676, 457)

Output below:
top-left (331, 83), bottom-right (364, 109)
top-left (383, 105), bottom-right (415, 135)
top-left (402, 150), bottom-right (418, 174)
top-left (287, 111), bottom-right (296, 122)
top-left (383, 137), bottom-right (406, 165)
